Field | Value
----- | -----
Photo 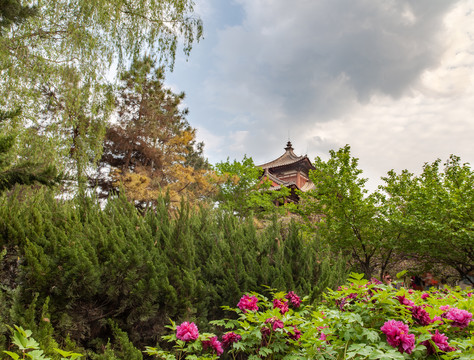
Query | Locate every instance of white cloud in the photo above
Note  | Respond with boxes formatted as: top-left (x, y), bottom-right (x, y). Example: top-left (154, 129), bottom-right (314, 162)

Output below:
top-left (179, 0), bottom-right (474, 191)
top-left (228, 130), bottom-right (249, 152)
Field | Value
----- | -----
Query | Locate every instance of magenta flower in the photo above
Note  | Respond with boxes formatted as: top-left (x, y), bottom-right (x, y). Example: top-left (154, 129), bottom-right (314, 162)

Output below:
top-left (395, 295), bottom-right (414, 307)
top-left (237, 294), bottom-right (259, 312)
top-left (380, 320), bottom-right (415, 354)
top-left (202, 336), bottom-right (223, 356)
top-left (176, 322), bottom-right (199, 341)
top-left (285, 291), bottom-right (301, 308)
top-left (273, 320), bottom-right (284, 330)
top-left (265, 317), bottom-right (284, 331)
top-left (222, 332), bottom-right (241, 348)
top-left (369, 277), bottom-right (382, 285)
top-left (442, 307), bottom-right (472, 328)
top-left (411, 305), bottom-right (432, 326)
top-left (422, 330), bottom-right (456, 355)
top-left (421, 293), bottom-right (430, 300)
top-left (273, 298), bottom-right (289, 314)
top-left (288, 326), bottom-right (301, 340)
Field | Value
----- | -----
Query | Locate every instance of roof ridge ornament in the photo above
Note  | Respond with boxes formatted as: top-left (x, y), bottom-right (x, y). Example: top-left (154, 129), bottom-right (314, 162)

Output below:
top-left (285, 141), bottom-right (293, 151)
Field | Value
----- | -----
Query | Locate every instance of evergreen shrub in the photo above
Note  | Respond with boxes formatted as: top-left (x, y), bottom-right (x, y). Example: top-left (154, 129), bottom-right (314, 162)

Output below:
top-left (0, 188), bottom-right (347, 357)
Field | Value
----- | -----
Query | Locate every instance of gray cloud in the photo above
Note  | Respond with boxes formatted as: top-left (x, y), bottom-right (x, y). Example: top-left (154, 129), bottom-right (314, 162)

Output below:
top-left (208, 0), bottom-right (457, 124)
top-left (169, 0), bottom-right (473, 188)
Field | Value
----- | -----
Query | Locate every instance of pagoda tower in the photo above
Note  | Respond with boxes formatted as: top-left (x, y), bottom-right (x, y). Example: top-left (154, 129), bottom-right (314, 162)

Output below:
top-left (257, 141), bottom-right (315, 202)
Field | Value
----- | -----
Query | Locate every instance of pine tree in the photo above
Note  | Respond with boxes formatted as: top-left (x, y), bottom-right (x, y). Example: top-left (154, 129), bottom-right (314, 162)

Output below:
top-left (95, 57), bottom-right (216, 208)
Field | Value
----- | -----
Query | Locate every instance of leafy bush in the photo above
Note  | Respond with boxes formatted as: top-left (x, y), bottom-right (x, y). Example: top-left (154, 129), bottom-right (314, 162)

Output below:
top-left (147, 274), bottom-right (473, 359)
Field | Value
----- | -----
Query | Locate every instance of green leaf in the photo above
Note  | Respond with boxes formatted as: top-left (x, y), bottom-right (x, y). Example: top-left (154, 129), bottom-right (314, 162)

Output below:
top-left (54, 348), bottom-right (83, 359)
top-left (396, 270), bottom-right (407, 279)
top-left (362, 329), bottom-right (380, 343)
top-left (258, 347), bottom-right (273, 356)
top-left (26, 349), bottom-right (48, 360)
top-left (349, 273), bottom-right (365, 281)
top-left (11, 327), bottom-right (40, 351)
top-left (3, 351), bottom-right (20, 360)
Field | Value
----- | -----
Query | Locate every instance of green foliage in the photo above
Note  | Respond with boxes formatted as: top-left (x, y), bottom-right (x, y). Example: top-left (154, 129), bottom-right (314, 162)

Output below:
top-left (0, 0), bottom-right (37, 33)
top-left (299, 145), bottom-right (394, 279)
top-left (0, 108), bottom-right (60, 191)
top-left (0, 187), bottom-right (344, 355)
top-left (4, 325), bottom-right (82, 360)
top-left (381, 155), bottom-right (474, 280)
top-left (214, 156), bottom-right (291, 217)
top-left (147, 282), bottom-right (474, 359)
top-left (0, 0), bottom-right (203, 196)
top-left (90, 320), bottom-right (143, 360)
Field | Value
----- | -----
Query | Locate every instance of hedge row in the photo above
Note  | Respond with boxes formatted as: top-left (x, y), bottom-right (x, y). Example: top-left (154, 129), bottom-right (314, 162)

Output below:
top-left (0, 188), bottom-right (347, 357)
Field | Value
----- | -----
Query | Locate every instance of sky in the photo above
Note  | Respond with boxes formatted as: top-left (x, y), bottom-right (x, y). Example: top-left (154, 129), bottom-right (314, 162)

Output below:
top-left (166, 0), bottom-right (474, 191)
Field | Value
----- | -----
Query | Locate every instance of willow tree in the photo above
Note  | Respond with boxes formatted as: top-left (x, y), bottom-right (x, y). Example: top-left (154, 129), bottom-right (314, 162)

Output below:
top-left (0, 0), bottom-right (203, 195)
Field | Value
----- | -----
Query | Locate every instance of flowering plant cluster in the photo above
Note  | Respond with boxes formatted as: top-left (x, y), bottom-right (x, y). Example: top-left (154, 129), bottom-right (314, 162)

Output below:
top-left (318, 273), bottom-right (473, 359)
top-left (145, 273), bottom-right (473, 359)
top-left (145, 319), bottom-right (234, 360)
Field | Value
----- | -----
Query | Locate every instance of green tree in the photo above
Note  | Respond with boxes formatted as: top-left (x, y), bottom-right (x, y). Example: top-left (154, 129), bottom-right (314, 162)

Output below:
top-left (1, 0), bottom-right (203, 195)
top-left (214, 156), bottom-right (290, 217)
top-left (0, 0), bottom-right (37, 33)
top-left (0, 107), bottom-right (59, 191)
top-left (381, 155), bottom-right (474, 282)
top-left (40, 67), bottom-right (114, 198)
top-left (299, 145), bottom-right (394, 279)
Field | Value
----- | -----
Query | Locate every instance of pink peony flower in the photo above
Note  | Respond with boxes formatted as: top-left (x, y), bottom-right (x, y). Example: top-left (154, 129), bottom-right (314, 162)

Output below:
top-left (202, 336), bottom-right (223, 356)
top-left (369, 277), bottom-right (382, 285)
top-left (176, 322), bottom-right (199, 341)
top-left (222, 332), bottom-right (241, 348)
top-left (411, 305), bottom-right (433, 326)
top-left (288, 326), bottom-right (301, 340)
top-left (285, 291), bottom-right (301, 308)
top-left (237, 294), bottom-right (259, 312)
top-left (273, 298), bottom-right (289, 314)
top-left (421, 293), bottom-right (430, 300)
top-left (380, 320), bottom-right (415, 354)
top-left (265, 317), bottom-right (284, 331)
top-left (442, 307), bottom-right (472, 328)
top-left (422, 330), bottom-right (456, 355)
top-left (273, 320), bottom-right (284, 331)
top-left (395, 295), bottom-right (414, 307)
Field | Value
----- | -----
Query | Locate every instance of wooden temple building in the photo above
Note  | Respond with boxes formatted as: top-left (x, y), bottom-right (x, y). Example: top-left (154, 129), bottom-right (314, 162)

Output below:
top-left (258, 141), bottom-right (315, 203)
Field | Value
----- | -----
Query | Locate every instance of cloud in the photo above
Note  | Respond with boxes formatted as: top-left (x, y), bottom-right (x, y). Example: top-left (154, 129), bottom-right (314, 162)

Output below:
top-left (176, 0), bottom-right (474, 192)
top-left (208, 0), bottom-right (457, 126)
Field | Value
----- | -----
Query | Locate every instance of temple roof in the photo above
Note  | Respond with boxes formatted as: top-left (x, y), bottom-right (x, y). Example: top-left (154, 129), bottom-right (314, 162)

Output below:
top-left (258, 141), bottom-right (312, 170)
top-left (262, 168), bottom-right (286, 185)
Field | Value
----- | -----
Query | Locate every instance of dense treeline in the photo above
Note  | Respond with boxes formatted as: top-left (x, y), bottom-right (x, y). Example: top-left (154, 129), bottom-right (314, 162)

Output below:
top-left (0, 188), bottom-right (347, 358)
